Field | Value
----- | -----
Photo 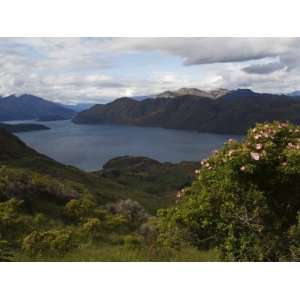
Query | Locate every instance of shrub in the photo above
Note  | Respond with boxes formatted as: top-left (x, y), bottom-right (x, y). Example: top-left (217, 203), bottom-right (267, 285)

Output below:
top-left (81, 218), bottom-right (103, 241)
top-left (139, 217), bottom-right (159, 244)
top-left (107, 199), bottom-right (149, 230)
top-left (22, 229), bottom-right (76, 257)
top-left (0, 198), bottom-right (32, 241)
top-left (105, 213), bottom-right (128, 232)
top-left (157, 122), bottom-right (300, 261)
top-left (63, 196), bottom-right (96, 221)
top-left (0, 167), bottom-right (78, 204)
top-left (286, 213), bottom-right (300, 261)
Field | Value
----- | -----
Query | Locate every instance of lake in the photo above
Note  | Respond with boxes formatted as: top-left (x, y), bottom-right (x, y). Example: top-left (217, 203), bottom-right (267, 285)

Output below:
top-left (12, 120), bottom-right (241, 171)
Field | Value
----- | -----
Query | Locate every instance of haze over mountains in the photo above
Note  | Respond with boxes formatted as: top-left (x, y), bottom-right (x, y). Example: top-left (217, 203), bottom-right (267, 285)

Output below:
top-left (289, 90), bottom-right (300, 97)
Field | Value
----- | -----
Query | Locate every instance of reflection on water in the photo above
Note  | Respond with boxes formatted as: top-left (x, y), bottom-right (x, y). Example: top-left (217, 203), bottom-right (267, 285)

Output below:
top-left (14, 120), bottom-right (242, 171)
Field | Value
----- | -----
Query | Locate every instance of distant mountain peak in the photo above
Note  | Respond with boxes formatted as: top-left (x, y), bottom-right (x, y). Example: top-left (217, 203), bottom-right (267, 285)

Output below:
top-left (155, 87), bottom-right (230, 99)
top-left (288, 90), bottom-right (300, 97)
top-left (225, 89), bottom-right (256, 97)
top-left (0, 93), bottom-right (75, 122)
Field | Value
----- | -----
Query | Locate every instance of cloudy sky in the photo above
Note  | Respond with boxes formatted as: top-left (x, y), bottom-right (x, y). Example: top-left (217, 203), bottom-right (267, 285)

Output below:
top-left (1, 37), bottom-right (300, 104)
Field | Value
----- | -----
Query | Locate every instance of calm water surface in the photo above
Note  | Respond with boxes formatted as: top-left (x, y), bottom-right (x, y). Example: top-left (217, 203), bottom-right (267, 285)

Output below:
top-left (12, 120), bottom-right (241, 171)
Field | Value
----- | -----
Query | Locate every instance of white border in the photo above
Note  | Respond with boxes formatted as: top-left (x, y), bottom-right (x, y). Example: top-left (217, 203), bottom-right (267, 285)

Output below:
top-left (1, 0), bottom-right (300, 299)
top-left (0, 0), bottom-right (299, 36)
top-left (1, 262), bottom-right (300, 300)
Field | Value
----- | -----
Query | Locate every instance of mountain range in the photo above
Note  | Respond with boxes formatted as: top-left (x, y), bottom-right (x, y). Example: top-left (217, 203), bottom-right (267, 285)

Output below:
top-left (0, 94), bottom-right (74, 121)
top-left (73, 88), bottom-right (300, 134)
top-left (3, 88), bottom-right (300, 135)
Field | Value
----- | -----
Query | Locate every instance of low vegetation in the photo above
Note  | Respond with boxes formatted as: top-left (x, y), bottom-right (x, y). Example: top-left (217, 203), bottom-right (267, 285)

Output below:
top-left (0, 128), bottom-right (201, 261)
top-left (2, 122), bottom-right (300, 261)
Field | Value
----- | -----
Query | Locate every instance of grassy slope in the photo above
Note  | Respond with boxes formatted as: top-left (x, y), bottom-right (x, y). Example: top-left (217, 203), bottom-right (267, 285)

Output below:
top-left (97, 156), bottom-right (198, 213)
top-left (15, 245), bottom-right (219, 262)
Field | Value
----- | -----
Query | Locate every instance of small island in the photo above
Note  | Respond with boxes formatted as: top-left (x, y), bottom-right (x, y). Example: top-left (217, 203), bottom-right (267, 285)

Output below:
top-left (0, 123), bottom-right (50, 133)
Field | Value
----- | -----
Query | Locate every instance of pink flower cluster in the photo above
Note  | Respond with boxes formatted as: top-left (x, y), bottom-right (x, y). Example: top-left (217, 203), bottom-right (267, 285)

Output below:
top-left (201, 159), bottom-right (212, 170)
top-left (176, 188), bottom-right (186, 199)
top-left (250, 152), bottom-right (260, 161)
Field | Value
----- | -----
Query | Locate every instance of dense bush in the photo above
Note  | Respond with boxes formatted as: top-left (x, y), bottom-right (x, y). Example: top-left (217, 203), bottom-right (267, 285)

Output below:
top-left (22, 229), bottom-right (77, 257)
top-left (63, 196), bottom-right (96, 222)
top-left (0, 198), bottom-right (33, 242)
top-left (107, 199), bottom-right (149, 230)
top-left (81, 217), bottom-right (104, 241)
top-left (0, 166), bottom-right (78, 204)
top-left (157, 122), bottom-right (300, 261)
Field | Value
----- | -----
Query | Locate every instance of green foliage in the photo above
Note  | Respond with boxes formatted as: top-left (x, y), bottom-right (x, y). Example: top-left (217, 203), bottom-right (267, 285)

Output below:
top-left (105, 213), bottom-right (128, 232)
top-left (0, 166), bottom-right (80, 215)
top-left (286, 213), bottom-right (300, 261)
top-left (22, 229), bottom-right (77, 257)
top-left (63, 197), bottom-right (96, 222)
top-left (0, 198), bottom-right (33, 242)
top-left (81, 218), bottom-right (103, 241)
top-left (0, 237), bottom-right (12, 261)
top-left (16, 243), bottom-right (219, 262)
top-left (123, 234), bottom-right (144, 249)
top-left (99, 156), bottom-right (198, 213)
top-left (157, 122), bottom-right (300, 261)
top-left (0, 128), bottom-right (211, 261)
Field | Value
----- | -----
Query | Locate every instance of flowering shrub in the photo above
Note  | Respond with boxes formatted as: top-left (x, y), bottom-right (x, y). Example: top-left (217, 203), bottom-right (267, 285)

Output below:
top-left (157, 122), bottom-right (300, 261)
top-left (0, 198), bottom-right (33, 241)
top-left (63, 197), bottom-right (96, 222)
top-left (22, 229), bottom-right (76, 257)
top-left (81, 218), bottom-right (103, 241)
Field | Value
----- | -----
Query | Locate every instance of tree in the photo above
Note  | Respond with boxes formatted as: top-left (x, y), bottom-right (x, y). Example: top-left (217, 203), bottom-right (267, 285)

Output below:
top-left (157, 122), bottom-right (300, 261)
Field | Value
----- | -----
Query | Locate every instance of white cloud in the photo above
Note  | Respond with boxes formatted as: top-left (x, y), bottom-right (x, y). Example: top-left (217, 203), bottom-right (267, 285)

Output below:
top-left (1, 38), bottom-right (300, 103)
top-left (107, 37), bottom-right (299, 66)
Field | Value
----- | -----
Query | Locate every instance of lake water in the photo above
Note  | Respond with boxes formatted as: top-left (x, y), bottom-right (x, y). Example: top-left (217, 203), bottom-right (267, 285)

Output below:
top-left (12, 120), bottom-right (241, 171)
